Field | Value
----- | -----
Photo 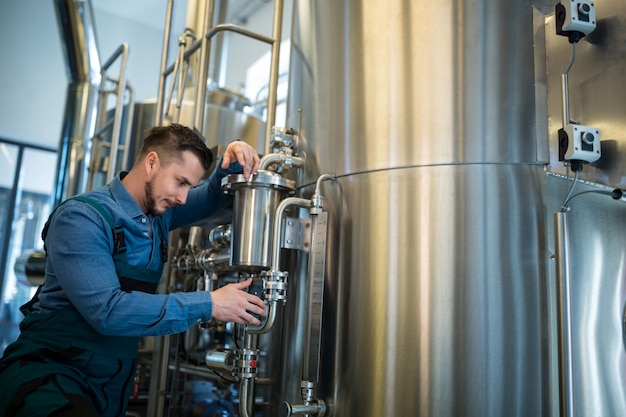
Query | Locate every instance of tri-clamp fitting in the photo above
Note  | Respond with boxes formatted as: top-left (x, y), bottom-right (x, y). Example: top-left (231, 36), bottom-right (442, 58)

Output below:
top-left (261, 269), bottom-right (289, 303)
top-left (236, 346), bottom-right (259, 380)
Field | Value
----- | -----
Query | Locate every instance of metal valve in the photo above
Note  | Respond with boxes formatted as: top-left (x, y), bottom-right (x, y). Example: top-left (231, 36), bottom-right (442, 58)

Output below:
top-left (279, 381), bottom-right (327, 417)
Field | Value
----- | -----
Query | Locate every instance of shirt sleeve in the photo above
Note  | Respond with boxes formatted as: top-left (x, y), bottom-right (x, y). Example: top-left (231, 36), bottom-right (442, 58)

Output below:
top-left (169, 156), bottom-right (243, 230)
top-left (40, 201), bottom-right (215, 337)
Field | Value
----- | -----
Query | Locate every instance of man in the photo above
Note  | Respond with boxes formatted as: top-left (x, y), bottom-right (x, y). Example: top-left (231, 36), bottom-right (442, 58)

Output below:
top-left (0, 124), bottom-right (266, 417)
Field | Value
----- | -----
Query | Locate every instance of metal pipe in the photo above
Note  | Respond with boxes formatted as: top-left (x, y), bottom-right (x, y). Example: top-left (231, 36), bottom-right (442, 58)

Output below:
top-left (259, 152), bottom-right (305, 171)
top-left (554, 211), bottom-right (574, 417)
top-left (245, 197), bottom-right (311, 334)
top-left (263, 0), bottom-right (284, 154)
top-left (212, 0), bottom-right (230, 87)
top-left (279, 402), bottom-right (326, 417)
top-left (86, 42), bottom-right (130, 190)
top-left (121, 81), bottom-right (135, 170)
top-left (245, 298), bottom-right (278, 334)
top-left (155, 0), bottom-right (175, 125)
top-left (163, 23), bottom-right (275, 77)
top-left (259, 152), bottom-right (285, 170)
top-left (239, 333), bottom-right (259, 417)
top-left (189, 0), bottom-right (282, 145)
top-left (206, 24), bottom-right (275, 49)
top-left (561, 73), bottom-right (570, 127)
top-left (103, 42), bottom-right (130, 183)
top-left (193, 0), bottom-right (216, 131)
top-left (271, 197), bottom-right (312, 269)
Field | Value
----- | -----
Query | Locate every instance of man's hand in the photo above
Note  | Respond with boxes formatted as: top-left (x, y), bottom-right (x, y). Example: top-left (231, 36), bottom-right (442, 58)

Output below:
top-left (222, 140), bottom-right (260, 181)
top-left (210, 278), bottom-right (266, 325)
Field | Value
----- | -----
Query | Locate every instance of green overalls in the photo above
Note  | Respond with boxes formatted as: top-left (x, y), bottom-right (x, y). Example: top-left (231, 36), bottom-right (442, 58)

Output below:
top-left (0, 196), bottom-right (168, 417)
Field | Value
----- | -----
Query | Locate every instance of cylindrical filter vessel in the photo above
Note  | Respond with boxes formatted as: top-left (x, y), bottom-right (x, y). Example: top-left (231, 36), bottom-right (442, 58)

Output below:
top-left (222, 170), bottom-right (295, 271)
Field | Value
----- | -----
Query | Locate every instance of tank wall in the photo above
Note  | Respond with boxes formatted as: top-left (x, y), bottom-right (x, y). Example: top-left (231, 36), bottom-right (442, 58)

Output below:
top-left (287, 0), bottom-right (553, 184)
top-left (281, 0), bottom-right (564, 416)
top-left (326, 166), bottom-right (550, 416)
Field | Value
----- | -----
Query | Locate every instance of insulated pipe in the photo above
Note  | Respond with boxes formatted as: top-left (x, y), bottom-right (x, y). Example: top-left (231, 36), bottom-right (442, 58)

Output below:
top-left (554, 211), bottom-right (575, 417)
top-left (53, 0), bottom-right (102, 205)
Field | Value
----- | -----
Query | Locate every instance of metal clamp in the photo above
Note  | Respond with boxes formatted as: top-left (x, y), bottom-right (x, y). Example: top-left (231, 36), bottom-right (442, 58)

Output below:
top-left (236, 347), bottom-right (259, 380)
top-left (261, 270), bottom-right (289, 302)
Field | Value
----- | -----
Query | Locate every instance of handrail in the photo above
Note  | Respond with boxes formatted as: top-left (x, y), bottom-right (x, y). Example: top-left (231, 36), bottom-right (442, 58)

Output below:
top-left (87, 42), bottom-right (131, 189)
top-left (154, 0), bottom-right (284, 154)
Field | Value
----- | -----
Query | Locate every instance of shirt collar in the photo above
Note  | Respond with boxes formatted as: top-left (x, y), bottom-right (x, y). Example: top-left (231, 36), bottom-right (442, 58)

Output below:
top-left (109, 171), bottom-right (147, 220)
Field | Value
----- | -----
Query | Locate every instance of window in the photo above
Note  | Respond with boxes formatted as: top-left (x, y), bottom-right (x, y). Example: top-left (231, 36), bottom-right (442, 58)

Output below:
top-left (0, 140), bottom-right (56, 353)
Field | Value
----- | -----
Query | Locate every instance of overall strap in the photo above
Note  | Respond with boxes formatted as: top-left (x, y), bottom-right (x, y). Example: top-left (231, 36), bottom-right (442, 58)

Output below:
top-left (42, 196), bottom-right (126, 255)
top-left (38, 195), bottom-right (164, 295)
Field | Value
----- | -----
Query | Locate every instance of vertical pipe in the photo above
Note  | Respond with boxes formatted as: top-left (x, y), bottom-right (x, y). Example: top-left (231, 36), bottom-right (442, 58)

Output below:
top-left (105, 43), bottom-right (130, 183)
top-left (263, 0), bottom-right (284, 154)
top-left (155, 0), bottom-right (175, 126)
top-left (194, 0), bottom-right (216, 131)
top-left (239, 333), bottom-right (259, 417)
top-left (211, 0), bottom-right (229, 87)
top-left (554, 211), bottom-right (574, 417)
top-left (561, 74), bottom-right (570, 127)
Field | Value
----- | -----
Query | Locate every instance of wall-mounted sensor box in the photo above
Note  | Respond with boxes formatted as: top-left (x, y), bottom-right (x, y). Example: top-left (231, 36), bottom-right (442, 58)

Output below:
top-left (555, 1), bottom-right (597, 43)
top-left (558, 123), bottom-right (601, 164)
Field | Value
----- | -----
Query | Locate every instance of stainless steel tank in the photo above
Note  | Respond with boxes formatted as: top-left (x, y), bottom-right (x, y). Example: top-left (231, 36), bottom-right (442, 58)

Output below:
top-left (278, 0), bottom-right (556, 415)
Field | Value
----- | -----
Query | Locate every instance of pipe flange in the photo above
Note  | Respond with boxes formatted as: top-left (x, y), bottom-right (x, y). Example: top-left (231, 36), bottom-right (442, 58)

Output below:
top-left (221, 169), bottom-right (296, 193)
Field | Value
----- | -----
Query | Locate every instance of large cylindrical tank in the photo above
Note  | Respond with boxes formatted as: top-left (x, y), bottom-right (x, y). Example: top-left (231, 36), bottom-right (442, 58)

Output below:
top-left (278, 0), bottom-right (555, 415)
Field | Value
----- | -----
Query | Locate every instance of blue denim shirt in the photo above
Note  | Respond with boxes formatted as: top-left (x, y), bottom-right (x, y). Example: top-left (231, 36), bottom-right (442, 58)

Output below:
top-left (34, 158), bottom-right (240, 337)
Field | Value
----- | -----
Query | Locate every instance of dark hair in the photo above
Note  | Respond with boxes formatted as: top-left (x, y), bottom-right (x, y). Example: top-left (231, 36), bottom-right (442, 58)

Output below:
top-left (136, 123), bottom-right (213, 171)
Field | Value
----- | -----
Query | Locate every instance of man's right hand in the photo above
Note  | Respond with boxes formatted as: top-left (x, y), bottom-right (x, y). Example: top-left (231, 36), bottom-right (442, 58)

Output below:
top-left (210, 278), bottom-right (267, 325)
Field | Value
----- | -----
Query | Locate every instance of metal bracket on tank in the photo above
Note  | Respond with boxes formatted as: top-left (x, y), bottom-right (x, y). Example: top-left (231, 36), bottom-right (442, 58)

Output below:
top-left (282, 217), bottom-right (311, 250)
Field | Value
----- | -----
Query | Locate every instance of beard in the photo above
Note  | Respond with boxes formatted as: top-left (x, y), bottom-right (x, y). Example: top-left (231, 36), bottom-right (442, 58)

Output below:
top-left (144, 179), bottom-right (162, 216)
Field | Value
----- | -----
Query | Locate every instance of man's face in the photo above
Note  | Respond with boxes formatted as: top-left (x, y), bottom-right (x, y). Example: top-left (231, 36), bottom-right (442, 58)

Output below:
top-left (144, 150), bottom-right (205, 216)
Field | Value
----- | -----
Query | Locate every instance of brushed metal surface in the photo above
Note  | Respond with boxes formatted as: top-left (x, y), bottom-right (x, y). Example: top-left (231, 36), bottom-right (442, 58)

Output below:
top-left (223, 170), bottom-right (296, 271)
top-left (287, 0), bottom-right (553, 185)
top-left (279, 0), bottom-right (558, 415)
top-left (314, 166), bottom-right (550, 417)
top-left (544, 176), bottom-right (626, 416)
